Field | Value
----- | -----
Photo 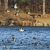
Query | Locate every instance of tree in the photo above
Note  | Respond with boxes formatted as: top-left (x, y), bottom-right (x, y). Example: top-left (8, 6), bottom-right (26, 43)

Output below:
top-left (0, 0), bottom-right (1, 7)
top-left (17, 0), bottom-right (30, 4)
top-left (4, 0), bottom-right (8, 10)
top-left (16, 0), bottom-right (31, 12)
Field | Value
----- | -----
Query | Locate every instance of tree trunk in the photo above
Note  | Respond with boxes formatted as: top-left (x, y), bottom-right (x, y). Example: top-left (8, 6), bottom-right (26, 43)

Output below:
top-left (43, 0), bottom-right (45, 15)
top-left (4, 0), bottom-right (8, 10)
top-left (0, 0), bottom-right (1, 7)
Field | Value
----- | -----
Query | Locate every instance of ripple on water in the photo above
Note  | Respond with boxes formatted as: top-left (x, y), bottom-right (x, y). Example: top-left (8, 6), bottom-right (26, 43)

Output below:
top-left (0, 27), bottom-right (50, 50)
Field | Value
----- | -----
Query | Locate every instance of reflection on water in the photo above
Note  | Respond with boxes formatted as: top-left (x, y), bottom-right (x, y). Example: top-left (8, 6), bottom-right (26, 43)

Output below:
top-left (0, 27), bottom-right (50, 50)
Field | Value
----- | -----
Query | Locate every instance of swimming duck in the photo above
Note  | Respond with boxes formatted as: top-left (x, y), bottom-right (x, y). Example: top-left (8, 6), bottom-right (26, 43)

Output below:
top-left (19, 28), bottom-right (24, 32)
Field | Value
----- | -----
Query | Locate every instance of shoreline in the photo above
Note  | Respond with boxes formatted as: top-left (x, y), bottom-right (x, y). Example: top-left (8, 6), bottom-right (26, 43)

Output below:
top-left (0, 26), bottom-right (50, 28)
top-left (0, 10), bottom-right (50, 27)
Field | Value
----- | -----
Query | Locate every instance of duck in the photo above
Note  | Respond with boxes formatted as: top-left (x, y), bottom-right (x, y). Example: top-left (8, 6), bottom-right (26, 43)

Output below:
top-left (19, 28), bottom-right (24, 32)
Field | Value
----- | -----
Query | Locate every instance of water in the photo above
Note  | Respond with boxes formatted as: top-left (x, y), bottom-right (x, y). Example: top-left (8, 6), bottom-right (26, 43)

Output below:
top-left (0, 27), bottom-right (50, 50)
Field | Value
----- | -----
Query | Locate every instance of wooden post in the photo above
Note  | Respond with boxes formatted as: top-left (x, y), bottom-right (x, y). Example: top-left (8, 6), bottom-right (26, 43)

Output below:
top-left (4, 0), bottom-right (8, 10)
top-left (43, 0), bottom-right (45, 15)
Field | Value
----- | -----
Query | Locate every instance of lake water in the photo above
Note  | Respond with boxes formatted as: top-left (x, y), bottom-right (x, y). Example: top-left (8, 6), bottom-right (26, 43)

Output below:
top-left (0, 27), bottom-right (50, 50)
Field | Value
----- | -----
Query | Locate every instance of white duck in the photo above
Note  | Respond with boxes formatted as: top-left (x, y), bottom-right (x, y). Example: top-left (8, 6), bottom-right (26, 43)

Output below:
top-left (19, 28), bottom-right (24, 32)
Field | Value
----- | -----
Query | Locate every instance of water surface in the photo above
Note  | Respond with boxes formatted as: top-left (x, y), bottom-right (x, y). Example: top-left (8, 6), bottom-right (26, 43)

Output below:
top-left (0, 27), bottom-right (50, 50)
